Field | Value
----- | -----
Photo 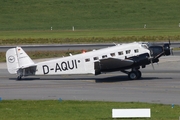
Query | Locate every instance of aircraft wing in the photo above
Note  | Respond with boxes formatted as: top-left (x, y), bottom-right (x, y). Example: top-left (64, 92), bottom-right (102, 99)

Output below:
top-left (95, 58), bottom-right (134, 73)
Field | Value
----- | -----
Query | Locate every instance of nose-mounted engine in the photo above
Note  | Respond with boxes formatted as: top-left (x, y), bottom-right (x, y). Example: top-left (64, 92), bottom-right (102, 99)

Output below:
top-left (163, 43), bottom-right (171, 56)
top-left (149, 42), bottom-right (171, 60)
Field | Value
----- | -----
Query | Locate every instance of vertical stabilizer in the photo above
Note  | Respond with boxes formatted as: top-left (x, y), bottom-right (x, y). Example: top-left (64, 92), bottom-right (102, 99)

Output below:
top-left (16, 47), bottom-right (35, 68)
top-left (6, 47), bottom-right (35, 74)
top-left (6, 48), bottom-right (19, 74)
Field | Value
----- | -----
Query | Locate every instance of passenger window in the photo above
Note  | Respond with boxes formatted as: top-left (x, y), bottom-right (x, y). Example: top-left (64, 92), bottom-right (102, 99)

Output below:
top-left (85, 58), bottom-right (90, 62)
top-left (134, 49), bottom-right (139, 53)
top-left (93, 57), bottom-right (99, 60)
top-left (102, 55), bottom-right (107, 58)
top-left (110, 53), bottom-right (115, 57)
top-left (126, 50), bottom-right (131, 54)
top-left (118, 51), bottom-right (123, 55)
top-left (134, 49), bottom-right (138, 53)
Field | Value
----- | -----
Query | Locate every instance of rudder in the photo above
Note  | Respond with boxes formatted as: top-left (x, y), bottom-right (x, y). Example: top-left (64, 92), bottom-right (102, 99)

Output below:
top-left (6, 47), bottom-right (35, 74)
top-left (6, 48), bottom-right (19, 74)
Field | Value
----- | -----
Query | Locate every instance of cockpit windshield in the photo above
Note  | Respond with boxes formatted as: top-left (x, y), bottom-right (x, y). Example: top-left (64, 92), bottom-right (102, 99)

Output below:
top-left (141, 44), bottom-right (149, 49)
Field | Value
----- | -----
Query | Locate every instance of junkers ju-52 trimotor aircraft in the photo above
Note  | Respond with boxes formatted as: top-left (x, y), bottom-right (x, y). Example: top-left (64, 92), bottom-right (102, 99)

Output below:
top-left (6, 42), bottom-right (171, 80)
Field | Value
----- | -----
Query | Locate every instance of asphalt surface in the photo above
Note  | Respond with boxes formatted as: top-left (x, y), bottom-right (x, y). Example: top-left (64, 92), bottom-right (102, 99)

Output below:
top-left (0, 56), bottom-right (180, 105)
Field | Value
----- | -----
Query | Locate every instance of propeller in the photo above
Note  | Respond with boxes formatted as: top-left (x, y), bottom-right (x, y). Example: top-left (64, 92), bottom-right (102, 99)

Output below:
top-left (171, 47), bottom-right (174, 55)
top-left (149, 49), bottom-right (155, 70)
top-left (148, 40), bottom-right (173, 70)
top-left (150, 58), bottom-right (155, 70)
top-left (169, 40), bottom-right (174, 55)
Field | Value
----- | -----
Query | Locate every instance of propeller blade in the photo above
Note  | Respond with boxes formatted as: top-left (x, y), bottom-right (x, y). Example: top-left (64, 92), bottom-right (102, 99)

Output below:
top-left (169, 39), bottom-right (174, 55)
top-left (169, 39), bottom-right (172, 54)
top-left (150, 59), bottom-right (155, 70)
top-left (149, 49), bottom-right (155, 70)
top-left (171, 48), bottom-right (174, 55)
top-left (168, 39), bottom-right (171, 45)
top-left (156, 62), bottom-right (159, 66)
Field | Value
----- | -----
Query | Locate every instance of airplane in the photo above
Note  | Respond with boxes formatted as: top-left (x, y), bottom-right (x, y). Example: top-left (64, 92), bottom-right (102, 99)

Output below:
top-left (6, 42), bottom-right (171, 80)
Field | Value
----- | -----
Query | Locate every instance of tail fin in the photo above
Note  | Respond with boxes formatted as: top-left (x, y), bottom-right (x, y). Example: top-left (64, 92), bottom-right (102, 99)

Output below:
top-left (6, 47), bottom-right (35, 74)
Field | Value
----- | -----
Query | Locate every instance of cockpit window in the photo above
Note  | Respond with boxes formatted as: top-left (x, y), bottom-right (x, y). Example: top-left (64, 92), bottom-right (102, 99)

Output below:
top-left (141, 44), bottom-right (148, 49)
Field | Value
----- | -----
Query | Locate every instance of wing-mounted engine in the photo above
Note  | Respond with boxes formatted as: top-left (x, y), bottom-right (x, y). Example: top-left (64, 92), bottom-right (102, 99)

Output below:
top-left (128, 53), bottom-right (150, 67)
top-left (94, 58), bottom-right (134, 75)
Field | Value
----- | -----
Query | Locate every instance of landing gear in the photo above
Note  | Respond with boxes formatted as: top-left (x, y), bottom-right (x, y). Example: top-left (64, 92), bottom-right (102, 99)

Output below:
top-left (121, 68), bottom-right (142, 80)
top-left (17, 69), bottom-right (23, 80)
top-left (128, 71), bottom-right (137, 80)
top-left (128, 70), bottom-right (141, 80)
top-left (17, 76), bottom-right (22, 80)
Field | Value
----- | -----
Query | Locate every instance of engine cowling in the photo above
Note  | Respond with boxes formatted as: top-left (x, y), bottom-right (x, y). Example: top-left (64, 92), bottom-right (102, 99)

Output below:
top-left (128, 53), bottom-right (150, 66)
top-left (149, 46), bottom-right (163, 58)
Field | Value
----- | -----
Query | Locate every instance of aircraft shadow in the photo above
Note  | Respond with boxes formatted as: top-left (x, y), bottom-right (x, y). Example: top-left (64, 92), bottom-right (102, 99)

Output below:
top-left (95, 76), bottom-right (162, 83)
top-left (8, 75), bottom-right (172, 82)
top-left (9, 77), bottom-right (40, 81)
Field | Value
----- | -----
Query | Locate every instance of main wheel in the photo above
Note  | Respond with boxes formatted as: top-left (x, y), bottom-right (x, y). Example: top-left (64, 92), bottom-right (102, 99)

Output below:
top-left (128, 71), bottom-right (138, 80)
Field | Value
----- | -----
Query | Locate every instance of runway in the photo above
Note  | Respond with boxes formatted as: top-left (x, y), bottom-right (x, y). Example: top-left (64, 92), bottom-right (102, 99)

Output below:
top-left (0, 56), bottom-right (180, 105)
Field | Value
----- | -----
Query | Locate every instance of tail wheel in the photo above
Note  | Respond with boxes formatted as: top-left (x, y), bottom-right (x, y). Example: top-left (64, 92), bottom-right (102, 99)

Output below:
top-left (17, 76), bottom-right (22, 80)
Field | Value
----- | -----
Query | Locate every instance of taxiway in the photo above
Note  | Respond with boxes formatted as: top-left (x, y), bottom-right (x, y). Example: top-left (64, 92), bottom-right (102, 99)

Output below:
top-left (0, 56), bottom-right (180, 105)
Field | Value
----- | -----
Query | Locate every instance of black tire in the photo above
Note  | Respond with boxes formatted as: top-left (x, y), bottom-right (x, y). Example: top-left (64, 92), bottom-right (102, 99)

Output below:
top-left (128, 71), bottom-right (138, 80)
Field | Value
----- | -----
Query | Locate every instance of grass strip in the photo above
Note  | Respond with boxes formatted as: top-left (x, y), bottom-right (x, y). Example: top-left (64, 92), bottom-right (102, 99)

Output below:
top-left (0, 100), bottom-right (180, 120)
top-left (1, 0), bottom-right (180, 30)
